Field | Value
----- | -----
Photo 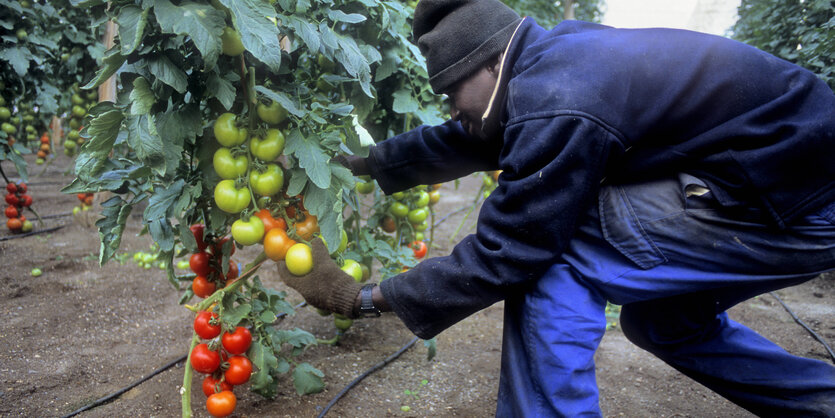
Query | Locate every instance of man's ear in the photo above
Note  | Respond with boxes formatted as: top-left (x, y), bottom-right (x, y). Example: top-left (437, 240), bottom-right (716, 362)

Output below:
top-left (486, 53), bottom-right (503, 77)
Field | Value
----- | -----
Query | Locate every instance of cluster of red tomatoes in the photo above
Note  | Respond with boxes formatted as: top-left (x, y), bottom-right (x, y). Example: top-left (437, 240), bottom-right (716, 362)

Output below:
top-left (191, 310), bottom-right (253, 417)
top-left (188, 224), bottom-right (240, 299)
top-left (35, 132), bottom-right (50, 165)
top-left (5, 182), bottom-right (33, 233)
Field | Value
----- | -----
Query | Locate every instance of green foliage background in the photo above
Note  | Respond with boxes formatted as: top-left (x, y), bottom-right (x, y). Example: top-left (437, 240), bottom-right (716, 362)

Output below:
top-left (732, 0), bottom-right (834, 90)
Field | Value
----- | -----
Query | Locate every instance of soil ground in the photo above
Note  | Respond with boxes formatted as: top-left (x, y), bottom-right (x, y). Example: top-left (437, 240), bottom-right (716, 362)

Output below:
top-left (1, 154), bottom-right (833, 418)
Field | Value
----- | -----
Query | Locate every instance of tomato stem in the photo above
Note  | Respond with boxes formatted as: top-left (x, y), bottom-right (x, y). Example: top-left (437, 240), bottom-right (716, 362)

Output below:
top-left (181, 333), bottom-right (199, 418)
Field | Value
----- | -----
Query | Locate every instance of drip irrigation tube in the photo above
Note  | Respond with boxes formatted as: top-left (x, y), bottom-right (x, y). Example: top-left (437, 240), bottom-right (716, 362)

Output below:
top-left (60, 354), bottom-right (187, 418)
top-left (316, 336), bottom-right (420, 418)
top-left (0, 224), bottom-right (65, 241)
top-left (770, 291), bottom-right (835, 364)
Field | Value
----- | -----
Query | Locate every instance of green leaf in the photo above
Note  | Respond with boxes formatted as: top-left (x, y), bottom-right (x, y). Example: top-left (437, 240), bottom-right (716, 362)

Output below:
top-left (116, 5), bottom-right (149, 55)
top-left (303, 182), bottom-right (343, 253)
top-left (129, 77), bottom-right (155, 115)
top-left (145, 54), bottom-right (188, 94)
top-left (206, 70), bottom-right (236, 110)
top-left (392, 88), bottom-right (419, 114)
top-left (423, 338), bottom-right (436, 361)
top-left (74, 110), bottom-right (124, 181)
top-left (126, 114), bottom-right (166, 175)
top-left (286, 168), bottom-right (307, 197)
top-left (285, 129), bottom-right (331, 189)
top-left (96, 195), bottom-right (133, 265)
top-left (292, 362), bottom-right (325, 395)
top-left (335, 35), bottom-right (372, 97)
top-left (83, 48), bottom-right (126, 90)
top-left (222, 303), bottom-right (252, 327)
top-left (219, 0), bottom-right (283, 71)
top-left (285, 15), bottom-right (320, 53)
top-left (327, 9), bottom-right (367, 24)
top-left (249, 340), bottom-right (279, 398)
top-left (274, 328), bottom-right (317, 348)
top-left (147, 218), bottom-right (175, 252)
top-left (256, 86), bottom-right (305, 118)
top-left (154, 0), bottom-right (226, 69)
top-left (0, 46), bottom-right (32, 76)
top-left (144, 178), bottom-right (185, 220)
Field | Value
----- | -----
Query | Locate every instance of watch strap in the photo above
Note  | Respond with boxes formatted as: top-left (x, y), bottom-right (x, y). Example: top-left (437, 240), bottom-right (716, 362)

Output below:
top-left (359, 284), bottom-right (381, 318)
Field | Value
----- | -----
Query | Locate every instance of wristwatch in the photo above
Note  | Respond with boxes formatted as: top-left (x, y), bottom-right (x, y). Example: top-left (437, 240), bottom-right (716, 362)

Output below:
top-left (359, 284), bottom-right (381, 318)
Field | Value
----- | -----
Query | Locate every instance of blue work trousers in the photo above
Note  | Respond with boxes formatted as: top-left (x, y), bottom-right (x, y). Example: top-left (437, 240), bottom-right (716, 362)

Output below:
top-left (496, 174), bottom-right (835, 417)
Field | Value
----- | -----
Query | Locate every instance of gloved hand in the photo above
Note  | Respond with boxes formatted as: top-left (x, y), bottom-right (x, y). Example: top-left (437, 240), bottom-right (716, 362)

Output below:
top-left (276, 239), bottom-right (363, 318)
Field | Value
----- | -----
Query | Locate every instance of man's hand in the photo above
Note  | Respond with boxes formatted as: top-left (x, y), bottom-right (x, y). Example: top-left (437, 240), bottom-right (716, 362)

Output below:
top-left (276, 239), bottom-right (363, 318)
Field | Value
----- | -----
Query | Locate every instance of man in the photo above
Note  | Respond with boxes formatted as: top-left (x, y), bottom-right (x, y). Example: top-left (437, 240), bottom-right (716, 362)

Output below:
top-left (279, 0), bottom-right (835, 415)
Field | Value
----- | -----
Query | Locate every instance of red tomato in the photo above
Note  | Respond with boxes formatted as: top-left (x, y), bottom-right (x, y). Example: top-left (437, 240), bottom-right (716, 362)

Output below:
top-left (194, 311), bottom-right (221, 339)
top-left (206, 391), bottom-right (236, 417)
top-left (221, 327), bottom-right (252, 355)
top-left (410, 240), bottom-right (427, 259)
top-left (189, 251), bottom-right (212, 276)
top-left (7, 217), bottom-right (22, 231)
top-left (254, 208), bottom-right (286, 233)
top-left (20, 195), bottom-right (32, 207)
top-left (6, 183), bottom-right (16, 193)
top-left (224, 355), bottom-right (253, 385)
top-left (190, 343), bottom-right (221, 374)
top-left (191, 224), bottom-right (207, 251)
top-left (226, 260), bottom-right (239, 282)
top-left (211, 236), bottom-right (235, 256)
top-left (201, 376), bottom-right (232, 397)
top-left (5, 206), bottom-right (18, 218)
top-left (192, 276), bottom-right (216, 298)
top-left (16, 183), bottom-right (26, 194)
top-left (5, 193), bottom-right (18, 206)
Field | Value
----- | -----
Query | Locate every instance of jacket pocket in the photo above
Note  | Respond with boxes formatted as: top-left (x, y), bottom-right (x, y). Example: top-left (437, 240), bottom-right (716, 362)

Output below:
top-left (598, 184), bottom-right (668, 270)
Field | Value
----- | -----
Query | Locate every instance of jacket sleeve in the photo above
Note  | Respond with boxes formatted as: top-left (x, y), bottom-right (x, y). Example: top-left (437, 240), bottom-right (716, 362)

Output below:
top-left (365, 120), bottom-right (503, 194)
top-left (380, 113), bottom-right (626, 339)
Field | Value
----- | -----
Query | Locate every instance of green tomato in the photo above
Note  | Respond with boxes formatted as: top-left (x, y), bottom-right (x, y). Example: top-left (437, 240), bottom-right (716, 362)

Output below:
top-left (389, 202), bottom-right (409, 218)
top-left (408, 208), bottom-right (428, 224)
top-left (30, 268), bottom-right (42, 277)
top-left (21, 220), bottom-right (33, 232)
top-left (213, 113), bottom-right (248, 147)
top-left (356, 176), bottom-right (374, 194)
top-left (36, 158), bottom-right (44, 165)
top-left (221, 26), bottom-right (245, 56)
top-left (341, 259), bottom-right (363, 282)
top-left (63, 140), bottom-right (76, 150)
top-left (69, 118), bottom-right (81, 129)
top-left (214, 179), bottom-right (251, 213)
top-left (177, 260), bottom-right (190, 270)
top-left (249, 164), bottom-right (284, 196)
top-left (414, 190), bottom-right (430, 208)
top-left (323, 229), bottom-right (349, 254)
top-left (256, 100), bottom-right (288, 125)
top-left (15, 29), bottom-right (27, 40)
top-left (415, 232), bottom-right (425, 241)
top-left (0, 107), bottom-right (10, 120)
top-left (231, 215), bottom-right (265, 246)
top-left (414, 219), bottom-right (429, 232)
top-left (317, 54), bottom-right (336, 73)
top-left (249, 128), bottom-right (285, 161)
top-left (1, 122), bottom-right (15, 134)
top-left (71, 94), bottom-right (85, 105)
top-left (71, 105), bottom-right (86, 118)
top-left (213, 147), bottom-right (248, 179)
top-left (67, 130), bottom-right (80, 141)
top-left (391, 191), bottom-right (406, 200)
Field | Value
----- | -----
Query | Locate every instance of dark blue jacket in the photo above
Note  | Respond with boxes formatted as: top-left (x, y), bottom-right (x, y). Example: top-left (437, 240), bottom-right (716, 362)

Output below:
top-left (370, 18), bottom-right (835, 339)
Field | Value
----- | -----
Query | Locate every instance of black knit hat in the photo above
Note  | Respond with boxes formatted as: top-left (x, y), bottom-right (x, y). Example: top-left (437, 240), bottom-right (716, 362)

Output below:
top-left (413, 0), bottom-right (522, 94)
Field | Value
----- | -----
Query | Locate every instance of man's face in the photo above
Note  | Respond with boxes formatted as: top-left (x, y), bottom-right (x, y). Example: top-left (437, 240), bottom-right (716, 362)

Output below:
top-left (446, 59), bottom-right (501, 140)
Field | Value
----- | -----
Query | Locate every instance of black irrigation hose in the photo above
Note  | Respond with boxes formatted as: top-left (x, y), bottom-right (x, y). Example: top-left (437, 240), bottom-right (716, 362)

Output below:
top-left (60, 354), bottom-right (188, 418)
top-left (769, 291), bottom-right (835, 364)
top-left (0, 224), bottom-right (65, 241)
top-left (316, 336), bottom-right (420, 418)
